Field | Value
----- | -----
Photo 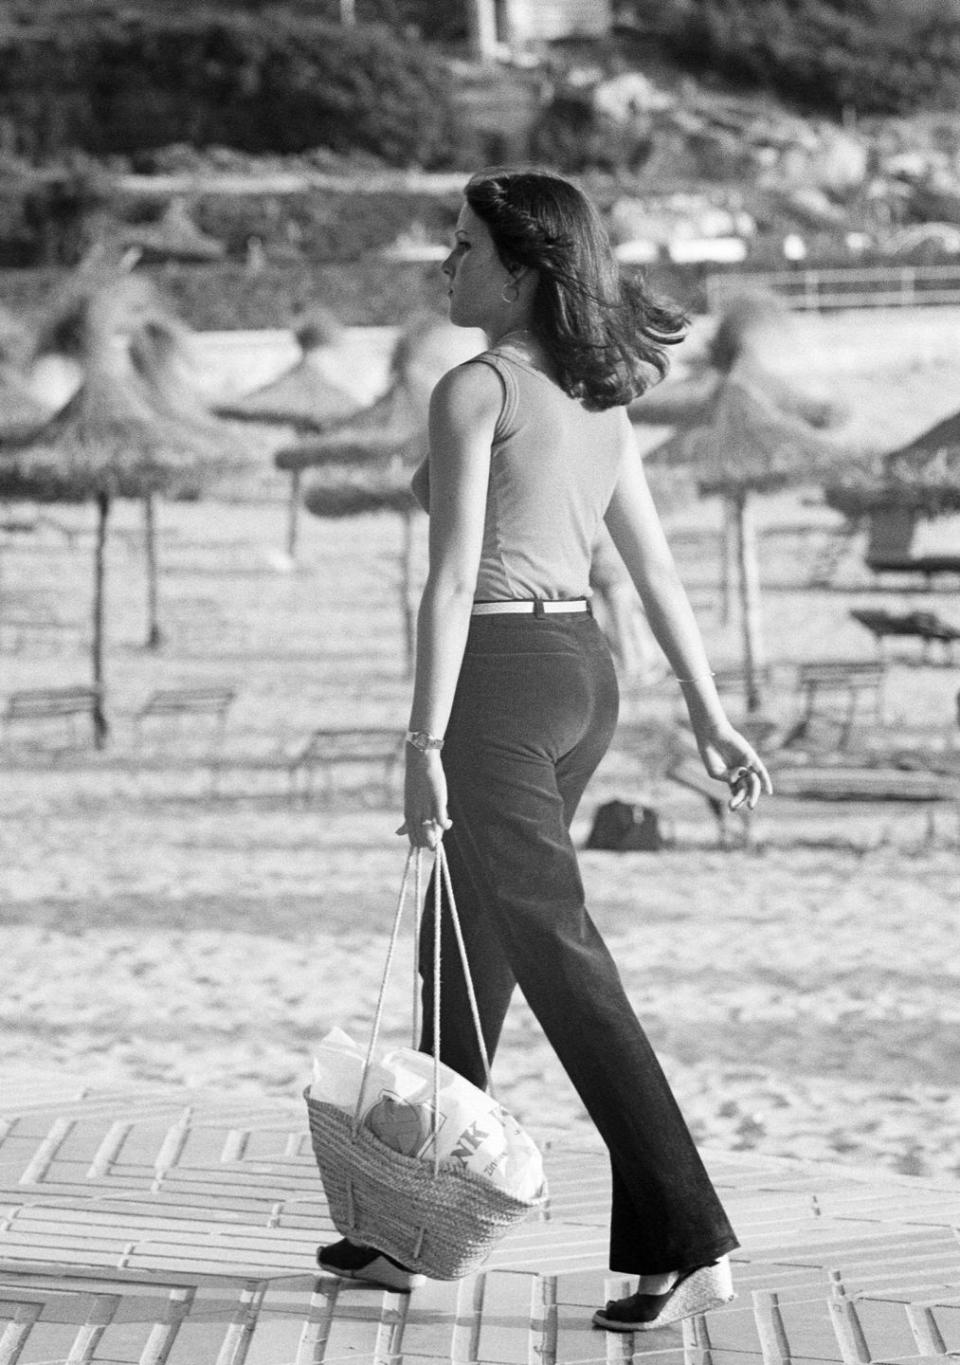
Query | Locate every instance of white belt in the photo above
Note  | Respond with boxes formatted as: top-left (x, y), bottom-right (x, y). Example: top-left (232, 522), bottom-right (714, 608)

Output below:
top-left (471, 599), bottom-right (590, 616)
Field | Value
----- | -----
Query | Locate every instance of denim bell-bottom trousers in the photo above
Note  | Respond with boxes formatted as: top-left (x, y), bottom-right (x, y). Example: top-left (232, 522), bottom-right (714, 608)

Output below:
top-left (418, 608), bottom-right (739, 1274)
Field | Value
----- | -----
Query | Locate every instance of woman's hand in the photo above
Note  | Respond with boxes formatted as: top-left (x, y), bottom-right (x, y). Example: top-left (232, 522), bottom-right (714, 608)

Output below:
top-left (398, 749), bottom-right (452, 849)
top-left (696, 722), bottom-right (774, 812)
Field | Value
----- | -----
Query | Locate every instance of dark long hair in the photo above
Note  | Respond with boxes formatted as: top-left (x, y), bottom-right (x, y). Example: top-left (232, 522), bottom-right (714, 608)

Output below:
top-left (464, 167), bottom-right (686, 411)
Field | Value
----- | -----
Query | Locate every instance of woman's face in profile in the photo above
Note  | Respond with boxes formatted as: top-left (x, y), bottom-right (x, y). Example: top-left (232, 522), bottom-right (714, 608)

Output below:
top-left (442, 203), bottom-right (509, 333)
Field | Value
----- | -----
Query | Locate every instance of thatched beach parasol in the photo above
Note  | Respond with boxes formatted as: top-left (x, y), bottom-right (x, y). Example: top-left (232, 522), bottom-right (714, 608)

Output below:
top-left (217, 308), bottom-right (362, 557)
top-left (0, 305), bottom-right (55, 558)
top-left (119, 198), bottom-right (226, 265)
top-left (302, 454), bottom-right (422, 675)
top-left (629, 291), bottom-right (843, 434)
top-left (215, 308), bottom-right (357, 431)
top-left (282, 313), bottom-right (484, 673)
top-left (0, 275), bottom-right (246, 743)
top-left (280, 312), bottom-right (483, 482)
top-left (639, 291), bottom-right (852, 712)
top-left (276, 366), bottom-right (424, 479)
top-left (0, 366), bottom-right (51, 443)
top-left (34, 271), bottom-right (253, 648)
top-left (0, 304), bottom-right (53, 442)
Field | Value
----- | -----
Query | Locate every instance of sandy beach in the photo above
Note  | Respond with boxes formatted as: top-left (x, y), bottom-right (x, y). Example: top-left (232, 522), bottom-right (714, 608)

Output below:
top-left (2, 313), bottom-right (959, 1190)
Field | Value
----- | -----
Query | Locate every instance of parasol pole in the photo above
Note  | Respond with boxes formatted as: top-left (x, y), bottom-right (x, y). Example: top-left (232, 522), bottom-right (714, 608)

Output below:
top-left (92, 491), bottom-right (110, 747)
top-left (720, 495), bottom-right (739, 626)
top-left (401, 505), bottom-right (417, 678)
top-left (287, 468), bottom-right (301, 561)
top-left (144, 492), bottom-right (162, 648)
top-left (732, 488), bottom-right (765, 713)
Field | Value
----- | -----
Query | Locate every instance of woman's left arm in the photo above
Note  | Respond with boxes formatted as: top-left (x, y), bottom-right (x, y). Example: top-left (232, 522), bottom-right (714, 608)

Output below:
top-left (604, 415), bottom-right (772, 809)
top-left (403, 362), bottom-right (500, 847)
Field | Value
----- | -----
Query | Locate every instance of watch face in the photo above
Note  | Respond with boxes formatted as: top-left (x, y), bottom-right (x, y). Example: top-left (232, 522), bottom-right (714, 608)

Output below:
top-left (408, 732), bottom-right (439, 751)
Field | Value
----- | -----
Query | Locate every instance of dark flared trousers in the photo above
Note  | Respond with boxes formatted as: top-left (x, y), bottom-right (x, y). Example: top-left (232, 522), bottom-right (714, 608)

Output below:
top-left (418, 609), bottom-right (739, 1274)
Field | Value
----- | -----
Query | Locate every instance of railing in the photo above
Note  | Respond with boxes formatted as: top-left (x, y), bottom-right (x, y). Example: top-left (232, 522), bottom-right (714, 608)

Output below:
top-left (705, 264), bottom-right (960, 313)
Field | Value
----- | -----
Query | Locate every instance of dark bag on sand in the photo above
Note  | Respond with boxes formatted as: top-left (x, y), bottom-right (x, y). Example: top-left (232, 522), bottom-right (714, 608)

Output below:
top-left (586, 799), bottom-right (664, 852)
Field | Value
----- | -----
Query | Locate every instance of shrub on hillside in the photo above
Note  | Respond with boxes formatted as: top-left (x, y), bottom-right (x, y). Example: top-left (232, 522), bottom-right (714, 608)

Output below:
top-left (305, 0), bottom-right (467, 42)
top-left (193, 189), bottom-right (460, 261)
top-left (0, 17), bottom-right (462, 167)
top-left (531, 90), bottom-right (654, 173)
top-left (631, 0), bottom-right (960, 115)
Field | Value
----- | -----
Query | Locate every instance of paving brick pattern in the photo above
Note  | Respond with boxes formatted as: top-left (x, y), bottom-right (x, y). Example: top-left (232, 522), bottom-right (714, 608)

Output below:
top-left (1, 1078), bottom-right (959, 1363)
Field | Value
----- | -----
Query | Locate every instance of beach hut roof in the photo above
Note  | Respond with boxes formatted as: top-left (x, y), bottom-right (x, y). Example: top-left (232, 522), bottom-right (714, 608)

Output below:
top-left (823, 406), bottom-right (960, 518)
top-left (822, 474), bottom-right (960, 519)
top-left (887, 443), bottom-right (960, 490)
top-left (885, 408), bottom-right (960, 480)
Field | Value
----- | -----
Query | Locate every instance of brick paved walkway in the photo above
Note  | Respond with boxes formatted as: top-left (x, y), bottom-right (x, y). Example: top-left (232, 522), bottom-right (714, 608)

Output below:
top-left (1, 1076), bottom-right (959, 1363)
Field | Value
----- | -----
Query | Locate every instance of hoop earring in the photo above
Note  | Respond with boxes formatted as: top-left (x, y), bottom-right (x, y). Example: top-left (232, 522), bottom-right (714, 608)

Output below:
top-left (501, 279), bottom-right (520, 304)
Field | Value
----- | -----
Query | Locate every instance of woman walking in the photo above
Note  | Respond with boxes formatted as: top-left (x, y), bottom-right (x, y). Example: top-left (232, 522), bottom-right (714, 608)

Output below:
top-left (319, 167), bottom-right (772, 1333)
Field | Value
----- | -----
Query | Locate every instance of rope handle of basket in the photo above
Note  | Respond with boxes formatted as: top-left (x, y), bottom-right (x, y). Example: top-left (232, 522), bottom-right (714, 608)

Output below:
top-left (351, 843), bottom-right (494, 1177)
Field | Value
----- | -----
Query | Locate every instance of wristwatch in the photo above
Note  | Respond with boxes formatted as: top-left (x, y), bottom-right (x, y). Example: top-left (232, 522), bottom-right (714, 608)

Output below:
top-left (405, 730), bottom-right (444, 752)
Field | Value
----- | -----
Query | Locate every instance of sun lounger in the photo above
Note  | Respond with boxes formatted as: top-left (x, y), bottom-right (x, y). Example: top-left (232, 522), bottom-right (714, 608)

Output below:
top-left (136, 686), bottom-right (236, 738)
top-left (288, 727), bottom-right (404, 804)
top-left (851, 607), bottom-right (960, 663)
top-left (866, 553), bottom-right (960, 587)
top-left (135, 687), bottom-right (236, 791)
top-left (783, 660), bottom-right (886, 748)
top-left (1, 686), bottom-right (100, 752)
top-left (667, 756), bottom-right (960, 848)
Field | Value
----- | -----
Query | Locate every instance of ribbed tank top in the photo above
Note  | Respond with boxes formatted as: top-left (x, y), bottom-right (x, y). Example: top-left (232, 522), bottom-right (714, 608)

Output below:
top-left (465, 348), bottom-right (627, 602)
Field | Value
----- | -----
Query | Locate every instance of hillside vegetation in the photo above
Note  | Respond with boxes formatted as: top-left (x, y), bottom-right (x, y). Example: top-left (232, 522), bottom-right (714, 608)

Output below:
top-left (633, 0), bottom-right (960, 116)
top-left (6, 1), bottom-right (960, 325)
top-left (4, 0), bottom-right (960, 169)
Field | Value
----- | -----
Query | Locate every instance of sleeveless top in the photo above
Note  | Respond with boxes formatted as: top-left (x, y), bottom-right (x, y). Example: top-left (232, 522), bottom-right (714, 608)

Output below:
top-left (464, 347), bottom-right (627, 602)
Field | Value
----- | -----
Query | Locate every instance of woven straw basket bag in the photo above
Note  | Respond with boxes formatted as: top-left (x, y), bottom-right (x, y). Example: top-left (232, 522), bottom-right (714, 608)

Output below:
top-left (305, 844), bottom-right (545, 1281)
